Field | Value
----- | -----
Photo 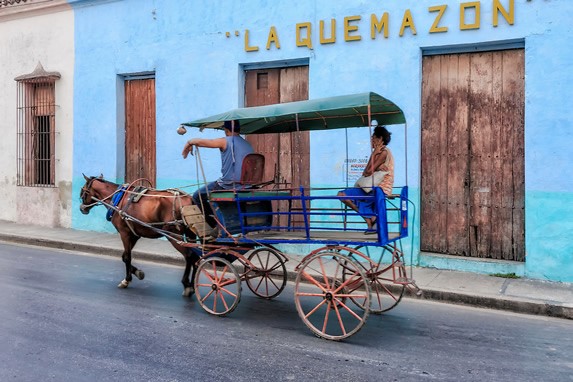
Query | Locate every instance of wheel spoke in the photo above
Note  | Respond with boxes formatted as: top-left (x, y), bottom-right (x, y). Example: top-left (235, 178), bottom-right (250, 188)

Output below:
top-left (331, 299), bottom-right (347, 336)
top-left (321, 302), bottom-right (331, 333)
top-left (218, 291), bottom-right (230, 311)
top-left (219, 278), bottom-right (237, 288)
top-left (334, 297), bottom-right (366, 321)
top-left (333, 269), bottom-right (361, 293)
top-left (304, 298), bottom-right (327, 319)
top-left (296, 292), bottom-right (326, 297)
top-left (377, 282), bottom-right (399, 302)
top-left (336, 293), bottom-right (368, 299)
top-left (266, 276), bottom-right (280, 290)
top-left (220, 286), bottom-right (238, 299)
top-left (200, 288), bottom-right (215, 303)
top-left (317, 257), bottom-right (330, 288)
top-left (300, 270), bottom-right (328, 293)
top-left (202, 270), bottom-right (216, 283)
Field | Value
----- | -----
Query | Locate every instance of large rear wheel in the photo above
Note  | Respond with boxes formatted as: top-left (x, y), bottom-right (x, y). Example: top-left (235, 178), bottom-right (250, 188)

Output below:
top-left (194, 257), bottom-right (241, 316)
top-left (245, 247), bottom-right (287, 299)
top-left (294, 251), bottom-right (370, 341)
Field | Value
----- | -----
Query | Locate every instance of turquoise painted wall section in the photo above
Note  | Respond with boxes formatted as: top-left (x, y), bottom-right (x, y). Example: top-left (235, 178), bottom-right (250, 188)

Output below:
top-left (68, 0), bottom-right (573, 282)
top-left (525, 192), bottom-right (573, 282)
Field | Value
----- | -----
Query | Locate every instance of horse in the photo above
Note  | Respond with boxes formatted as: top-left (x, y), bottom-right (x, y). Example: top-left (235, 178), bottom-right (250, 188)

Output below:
top-left (79, 174), bottom-right (200, 297)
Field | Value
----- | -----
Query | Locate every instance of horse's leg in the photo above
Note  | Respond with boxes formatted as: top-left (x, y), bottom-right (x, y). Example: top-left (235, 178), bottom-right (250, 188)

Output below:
top-left (171, 243), bottom-right (199, 297)
top-left (118, 232), bottom-right (140, 288)
top-left (182, 251), bottom-right (200, 297)
top-left (181, 255), bottom-right (195, 297)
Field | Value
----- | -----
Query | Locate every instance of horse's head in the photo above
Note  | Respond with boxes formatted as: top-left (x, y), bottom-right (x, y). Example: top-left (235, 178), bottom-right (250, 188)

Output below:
top-left (79, 174), bottom-right (103, 214)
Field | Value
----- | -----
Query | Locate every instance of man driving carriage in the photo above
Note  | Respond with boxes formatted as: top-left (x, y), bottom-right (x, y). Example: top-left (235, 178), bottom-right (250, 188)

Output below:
top-left (181, 119), bottom-right (254, 226)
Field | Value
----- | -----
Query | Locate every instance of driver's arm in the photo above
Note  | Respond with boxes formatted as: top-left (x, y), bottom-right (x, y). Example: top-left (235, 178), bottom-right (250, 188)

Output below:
top-left (182, 137), bottom-right (227, 158)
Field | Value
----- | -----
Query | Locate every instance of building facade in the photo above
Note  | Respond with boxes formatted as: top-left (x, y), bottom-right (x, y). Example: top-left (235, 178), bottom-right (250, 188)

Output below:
top-left (2, 0), bottom-right (572, 282)
top-left (0, 0), bottom-right (74, 227)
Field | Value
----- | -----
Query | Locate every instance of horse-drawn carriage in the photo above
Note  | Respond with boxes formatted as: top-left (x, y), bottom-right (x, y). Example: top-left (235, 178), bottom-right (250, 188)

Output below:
top-left (80, 92), bottom-right (419, 341)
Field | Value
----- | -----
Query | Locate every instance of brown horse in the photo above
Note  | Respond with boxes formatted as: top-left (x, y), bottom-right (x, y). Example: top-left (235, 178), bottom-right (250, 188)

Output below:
top-left (79, 174), bottom-right (199, 297)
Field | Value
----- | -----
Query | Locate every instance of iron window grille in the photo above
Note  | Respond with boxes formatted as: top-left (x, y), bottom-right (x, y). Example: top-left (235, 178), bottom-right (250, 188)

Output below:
top-left (15, 63), bottom-right (60, 187)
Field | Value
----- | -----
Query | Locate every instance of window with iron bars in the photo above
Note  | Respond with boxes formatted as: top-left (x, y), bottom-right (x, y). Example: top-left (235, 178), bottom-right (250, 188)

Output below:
top-left (16, 79), bottom-right (56, 187)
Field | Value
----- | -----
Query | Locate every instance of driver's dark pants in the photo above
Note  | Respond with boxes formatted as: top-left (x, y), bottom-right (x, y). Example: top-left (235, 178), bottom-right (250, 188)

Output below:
top-left (192, 181), bottom-right (224, 227)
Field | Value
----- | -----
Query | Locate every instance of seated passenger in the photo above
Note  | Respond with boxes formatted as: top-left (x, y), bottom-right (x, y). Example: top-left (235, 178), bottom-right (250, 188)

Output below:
top-left (337, 122), bottom-right (394, 234)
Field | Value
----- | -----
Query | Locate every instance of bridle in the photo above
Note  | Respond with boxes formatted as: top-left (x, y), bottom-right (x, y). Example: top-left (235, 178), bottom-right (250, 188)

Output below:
top-left (80, 176), bottom-right (114, 208)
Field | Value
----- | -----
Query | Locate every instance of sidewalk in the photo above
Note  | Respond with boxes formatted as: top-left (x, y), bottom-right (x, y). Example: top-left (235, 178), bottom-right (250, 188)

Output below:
top-left (0, 219), bottom-right (571, 320)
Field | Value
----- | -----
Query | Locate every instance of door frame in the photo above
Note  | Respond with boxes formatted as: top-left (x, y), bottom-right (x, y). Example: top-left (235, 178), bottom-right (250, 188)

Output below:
top-left (117, 72), bottom-right (155, 182)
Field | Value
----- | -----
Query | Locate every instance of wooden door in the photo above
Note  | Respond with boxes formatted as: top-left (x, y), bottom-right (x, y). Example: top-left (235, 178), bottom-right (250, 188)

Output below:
top-left (245, 66), bottom-right (310, 225)
top-left (420, 50), bottom-right (525, 261)
top-left (125, 78), bottom-right (156, 186)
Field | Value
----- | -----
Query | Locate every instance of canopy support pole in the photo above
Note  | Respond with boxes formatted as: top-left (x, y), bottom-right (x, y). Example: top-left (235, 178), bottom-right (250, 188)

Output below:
top-left (404, 122), bottom-right (408, 187)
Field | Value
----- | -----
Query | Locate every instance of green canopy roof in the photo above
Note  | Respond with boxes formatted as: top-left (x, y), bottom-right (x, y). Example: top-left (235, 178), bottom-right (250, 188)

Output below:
top-left (182, 92), bottom-right (405, 135)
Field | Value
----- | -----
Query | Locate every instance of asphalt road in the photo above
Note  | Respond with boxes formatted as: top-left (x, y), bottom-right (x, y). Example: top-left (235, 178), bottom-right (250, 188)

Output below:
top-left (0, 242), bottom-right (571, 382)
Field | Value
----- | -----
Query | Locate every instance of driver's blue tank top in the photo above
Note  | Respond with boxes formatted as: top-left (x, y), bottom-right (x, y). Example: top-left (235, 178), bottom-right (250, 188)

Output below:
top-left (217, 135), bottom-right (254, 188)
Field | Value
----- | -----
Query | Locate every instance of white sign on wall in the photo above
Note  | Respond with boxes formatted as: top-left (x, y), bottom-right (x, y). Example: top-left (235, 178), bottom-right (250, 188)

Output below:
top-left (343, 157), bottom-right (369, 183)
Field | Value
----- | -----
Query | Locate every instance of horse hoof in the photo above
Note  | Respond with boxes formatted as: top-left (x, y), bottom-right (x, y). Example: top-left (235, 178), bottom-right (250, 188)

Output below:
top-left (118, 279), bottom-right (130, 288)
top-left (134, 270), bottom-right (145, 280)
top-left (182, 287), bottom-right (195, 297)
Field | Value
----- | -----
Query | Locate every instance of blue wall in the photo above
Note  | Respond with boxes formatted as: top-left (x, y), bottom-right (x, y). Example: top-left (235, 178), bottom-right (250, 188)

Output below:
top-left (69, 0), bottom-right (573, 282)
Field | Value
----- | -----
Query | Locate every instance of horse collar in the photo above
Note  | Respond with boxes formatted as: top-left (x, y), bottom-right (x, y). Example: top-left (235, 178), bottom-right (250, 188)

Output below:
top-left (106, 184), bottom-right (129, 221)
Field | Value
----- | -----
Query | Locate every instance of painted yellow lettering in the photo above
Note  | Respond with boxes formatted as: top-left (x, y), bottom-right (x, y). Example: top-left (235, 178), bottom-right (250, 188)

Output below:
top-left (371, 13), bottom-right (389, 39)
top-left (319, 19), bottom-right (336, 44)
top-left (493, 0), bottom-right (514, 27)
top-left (400, 9), bottom-right (417, 36)
top-left (460, 2), bottom-right (481, 30)
top-left (244, 29), bottom-right (259, 52)
top-left (344, 15), bottom-right (362, 42)
top-left (296, 22), bottom-right (313, 49)
top-left (266, 26), bottom-right (280, 50)
top-left (429, 5), bottom-right (448, 33)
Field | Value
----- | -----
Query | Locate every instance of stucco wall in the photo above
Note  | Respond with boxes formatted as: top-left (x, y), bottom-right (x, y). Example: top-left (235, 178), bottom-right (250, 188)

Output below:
top-left (68, 0), bottom-right (573, 282)
top-left (0, 2), bottom-right (74, 227)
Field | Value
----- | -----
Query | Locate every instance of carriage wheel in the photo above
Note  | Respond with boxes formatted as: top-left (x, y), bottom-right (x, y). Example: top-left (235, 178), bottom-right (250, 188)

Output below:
top-left (245, 247), bottom-right (287, 299)
top-left (194, 257), bottom-right (241, 316)
top-left (294, 251), bottom-right (370, 341)
top-left (343, 246), bottom-right (406, 314)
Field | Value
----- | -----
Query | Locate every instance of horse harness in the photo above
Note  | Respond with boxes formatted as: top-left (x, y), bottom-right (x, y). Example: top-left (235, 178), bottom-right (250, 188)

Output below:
top-left (114, 186), bottom-right (189, 238)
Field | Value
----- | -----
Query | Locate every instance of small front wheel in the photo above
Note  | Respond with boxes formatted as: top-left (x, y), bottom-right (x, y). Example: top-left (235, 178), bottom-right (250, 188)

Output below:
top-left (294, 251), bottom-right (370, 341)
top-left (245, 247), bottom-right (287, 299)
top-left (194, 257), bottom-right (241, 316)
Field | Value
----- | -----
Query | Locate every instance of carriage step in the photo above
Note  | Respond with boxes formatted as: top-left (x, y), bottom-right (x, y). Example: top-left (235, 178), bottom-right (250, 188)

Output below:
top-left (395, 277), bottom-right (414, 285)
top-left (181, 205), bottom-right (217, 238)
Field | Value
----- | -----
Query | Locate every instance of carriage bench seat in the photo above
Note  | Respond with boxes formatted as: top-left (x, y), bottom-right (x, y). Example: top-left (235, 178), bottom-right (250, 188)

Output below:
top-left (210, 190), bottom-right (292, 236)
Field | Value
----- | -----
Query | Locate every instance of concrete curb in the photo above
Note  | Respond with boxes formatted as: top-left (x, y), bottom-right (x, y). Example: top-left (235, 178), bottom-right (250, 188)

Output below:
top-left (409, 288), bottom-right (573, 320)
top-left (1, 234), bottom-right (571, 320)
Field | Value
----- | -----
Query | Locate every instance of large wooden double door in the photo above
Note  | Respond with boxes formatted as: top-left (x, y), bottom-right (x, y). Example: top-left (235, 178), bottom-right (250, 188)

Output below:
top-left (421, 50), bottom-right (525, 261)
